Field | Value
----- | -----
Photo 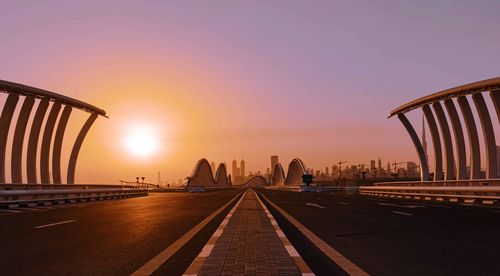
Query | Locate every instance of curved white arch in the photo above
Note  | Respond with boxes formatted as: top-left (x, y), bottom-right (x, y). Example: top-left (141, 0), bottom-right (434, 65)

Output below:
top-left (285, 158), bottom-right (308, 185)
top-left (187, 158), bottom-right (216, 187)
top-left (272, 162), bottom-right (286, 186)
top-left (215, 163), bottom-right (230, 187)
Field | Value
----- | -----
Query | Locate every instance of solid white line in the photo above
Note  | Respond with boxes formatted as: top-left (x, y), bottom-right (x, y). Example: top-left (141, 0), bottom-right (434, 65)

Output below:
top-left (378, 202), bottom-right (425, 209)
top-left (338, 202), bottom-right (350, 205)
top-left (391, 211), bottom-right (413, 216)
top-left (199, 244), bottom-right (214, 257)
top-left (12, 207), bottom-right (39, 211)
top-left (34, 220), bottom-right (76, 229)
top-left (285, 245), bottom-right (300, 257)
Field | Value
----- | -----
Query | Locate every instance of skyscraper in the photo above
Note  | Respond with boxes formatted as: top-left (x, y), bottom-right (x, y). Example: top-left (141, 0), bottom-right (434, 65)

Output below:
top-left (232, 159), bottom-right (239, 179)
top-left (378, 158), bottom-right (382, 171)
top-left (240, 159), bottom-right (246, 178)
top-left (370, 160), bottom-right (376, 171)
top-left (271, 155), bottom-right (278, 172)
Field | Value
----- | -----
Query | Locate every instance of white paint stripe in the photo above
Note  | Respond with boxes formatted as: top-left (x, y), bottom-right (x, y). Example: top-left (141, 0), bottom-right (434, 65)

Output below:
top-left (199, 244), bottom-right (214, 257)
top-left (12, 207), bottom-right (39, 211)
top-left (34, 220), bottom-right (76, 229)
top-left (285, 245), bottom-right (300, 257)
top-left (221, 219), bottom-right (229, 225)
top-left (0, 209), bottom-right (21, 213)
top-left (305, 203), bottom-right (325, 209)
top-left (339, 202), bottom-right (350, 205)
top-left (271, 220), bottom-right (278, 226)
top-left (391, 211), bottom-right (413, 216)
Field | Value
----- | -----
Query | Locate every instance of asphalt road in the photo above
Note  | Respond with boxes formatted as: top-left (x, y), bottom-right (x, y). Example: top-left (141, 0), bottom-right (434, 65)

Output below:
top-left (0, 190), bottom-right (241, 276)
top-left (258, 189), bottom-right (500, 276)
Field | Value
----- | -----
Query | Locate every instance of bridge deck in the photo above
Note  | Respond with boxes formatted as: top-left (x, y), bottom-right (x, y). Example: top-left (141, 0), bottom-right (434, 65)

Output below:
top-left (185, 190), bottom-right (305, 275)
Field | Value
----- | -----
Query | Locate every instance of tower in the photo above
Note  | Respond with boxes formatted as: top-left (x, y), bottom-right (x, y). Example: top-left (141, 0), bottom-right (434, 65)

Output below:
top-left (240, 159), bottom-right (246, 178)
top-left (232, 159), bottom-right (239, 179)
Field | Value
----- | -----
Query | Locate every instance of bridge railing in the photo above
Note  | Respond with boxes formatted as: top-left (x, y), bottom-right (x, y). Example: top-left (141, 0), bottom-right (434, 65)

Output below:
top-left (359, 185), bottom-right (500, 205)
top-left (374, 179), bottom-right (500, 187)
top-left (0, 183), bottom-right (147, 207)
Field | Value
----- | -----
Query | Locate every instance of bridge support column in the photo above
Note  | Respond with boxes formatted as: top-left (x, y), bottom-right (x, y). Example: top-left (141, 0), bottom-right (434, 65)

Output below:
top-left (0, 94), bottom-right (19, 183)
top-left (444, 99), bottom-right (467, 180)
top-left (27, 100), bottom-right (49, 184)
top-left (397, 113), bottom-right (429, 181)
top-left (432, 102), bottom-right (455, 180)
top-left (472, 93), bottom-right (497, 178)
top-left (41, 103), bottom-right (62, 184)
top-left (11, 97), bottom-right (35, 184)
top-left (457, 96), bottom-right (481, 179)
top-left (67, 113), bottom-right (98, 184)
top-left (422, 105), bottom-right (443, 181)
top-left (52, 106), bottom-right (72, 184)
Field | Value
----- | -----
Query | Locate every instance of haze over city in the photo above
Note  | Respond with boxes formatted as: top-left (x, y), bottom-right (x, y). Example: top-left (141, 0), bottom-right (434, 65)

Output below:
top-left (2, 0), bottom-right (500, 184)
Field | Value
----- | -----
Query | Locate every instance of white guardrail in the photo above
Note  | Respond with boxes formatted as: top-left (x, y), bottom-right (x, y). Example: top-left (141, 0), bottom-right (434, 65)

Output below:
top-left (0, 184), bottom-right (148, 207)
top-left (359, 185), bottom-right (500, 205)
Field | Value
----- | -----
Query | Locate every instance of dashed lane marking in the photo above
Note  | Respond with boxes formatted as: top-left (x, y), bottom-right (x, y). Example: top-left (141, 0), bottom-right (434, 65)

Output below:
top-left (391, 211), bottom-right (413, 216)
top-left (0, 209), bottom-right (22, 213)
top-left (34, 220), bottom-right (76, 229)
top-left (305, 203), bottom-right (326, 209)
top-left (339, 202), bottom-right (350, 205)
top-left (378, 202), bottom-right (425, 209)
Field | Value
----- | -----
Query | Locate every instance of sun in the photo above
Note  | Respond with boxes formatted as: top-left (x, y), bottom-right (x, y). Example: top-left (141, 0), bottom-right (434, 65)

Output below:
top-left (122, 123), bottom-right (160, 158)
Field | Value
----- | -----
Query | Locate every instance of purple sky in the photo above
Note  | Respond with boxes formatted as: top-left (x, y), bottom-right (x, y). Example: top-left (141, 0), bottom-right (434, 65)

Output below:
top-left (1, 1), bottom-right (500, 183)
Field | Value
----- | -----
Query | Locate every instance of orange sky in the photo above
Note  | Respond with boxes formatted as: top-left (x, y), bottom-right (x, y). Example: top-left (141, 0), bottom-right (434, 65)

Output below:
top-left (1, 1), bottom-right (500, 184)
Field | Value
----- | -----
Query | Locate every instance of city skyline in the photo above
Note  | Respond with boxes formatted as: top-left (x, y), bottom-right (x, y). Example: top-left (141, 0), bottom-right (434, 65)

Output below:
top-left (1, 1), bottom-right (500, 183)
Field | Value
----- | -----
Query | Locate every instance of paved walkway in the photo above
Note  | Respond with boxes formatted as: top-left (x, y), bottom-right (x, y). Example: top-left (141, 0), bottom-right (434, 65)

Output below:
top-left (185, 190), bottom-right (307, 276)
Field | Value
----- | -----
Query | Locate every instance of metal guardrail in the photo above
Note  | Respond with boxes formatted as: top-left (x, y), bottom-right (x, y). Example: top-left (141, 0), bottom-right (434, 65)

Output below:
top-left (359, 185), bottom-right (500, 205)
top-left (374, 179), bottom-right (500, 187)
top-left (0, 184), bottom-right (147, 207)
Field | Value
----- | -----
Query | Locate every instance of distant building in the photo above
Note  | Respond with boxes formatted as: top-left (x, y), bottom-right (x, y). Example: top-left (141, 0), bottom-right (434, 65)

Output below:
top-left (378, 158), bottom-right (382, 171)
top-left (370, 160), bottom-right (376, 171)
top-left (232, 159), bottom-right (239, 180)
top-left (240, 159), bottom-right (246, 178)
top-left (407, 162), bottom-right (419, 177)
top-left (325, 166), bottom-right (329, 176)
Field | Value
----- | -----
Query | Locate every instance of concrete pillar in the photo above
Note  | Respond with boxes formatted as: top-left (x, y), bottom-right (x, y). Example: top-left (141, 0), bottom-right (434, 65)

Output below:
top-left (67, 113), bottom-right (97, 184)
top-left (52, 106), bottom-right (72, 184)
top-left (41, 103), bottom-right (61, 184)
top-left (444, 99), bottom-right (467, 180)
top-left (11, 97), bottom-right (35, 184)
top-left (422, 105), bottom-right (443, 181)
top-left (0, 94), bottom-right (19, 183)
top-left (472, 93), bottom-right (497, 178)
top-left (27, 99), bottom-right (49, 184)
top-left (432, 101), bottom-right (455, 180)
top-left (457, 96), bottom-right (481, 179)
top-left (397, 113), bottom-right (429, 181)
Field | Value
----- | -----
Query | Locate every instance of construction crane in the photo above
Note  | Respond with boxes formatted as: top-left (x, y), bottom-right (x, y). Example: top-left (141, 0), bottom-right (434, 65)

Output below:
top-left (391, 162), bottom-right (405, 173)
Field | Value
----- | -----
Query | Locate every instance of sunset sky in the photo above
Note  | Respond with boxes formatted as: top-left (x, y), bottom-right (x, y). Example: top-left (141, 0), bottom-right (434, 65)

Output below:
top-left (1, 1), bottom-right (500, 184)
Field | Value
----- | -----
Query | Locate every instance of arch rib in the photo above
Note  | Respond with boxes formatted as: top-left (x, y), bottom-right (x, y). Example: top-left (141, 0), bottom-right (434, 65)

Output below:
top-left (397, 113), bottom-right (429, 181)
top-left (472, 93), bottom-right (497, 178)
top-left (444, 99), bottom-right (467, 179)
top-left (27, 100), bottom-right (49, 184)
top-left (490, 90), bottom-right (500, 125)
top-left (0, 94), bottom-right (19, 183)
top-left (67, 113), bottom-right (97, 184)
top-left (457, 96), bottom-right (481, 179)
top-left (11, 97), bottom-right (35, 183)
top-left (422, 105), bottom-right (443, 180)
top-left (52, 105), bottom-right (72, 184)
top-left (432, 102), bottom-right (455, 180)
top-left (41, 103), bottom-right (61, 184)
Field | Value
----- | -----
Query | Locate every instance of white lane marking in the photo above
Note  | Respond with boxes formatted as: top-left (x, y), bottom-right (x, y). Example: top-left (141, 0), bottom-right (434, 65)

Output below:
top-left (0, 209), bottom-right (22, 213)
top-left (391, 211), bottom-right (413, 216)
top-left (491, 210), bottom-right (500, 213)
top-left (34, 220), bottom-right (76, 229)
top-left (378, 202), bottom-right (425, 209)
top-left (213, 229), bottom-right (223, 237)
top-left (305, 203), bottom-right (325, 209)
top-left (12, 207), bottom-right (39, 211)
top-left (276, 230), bottom-right (286, 238)
top-left (339, 202), bottom-right (350, 205)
